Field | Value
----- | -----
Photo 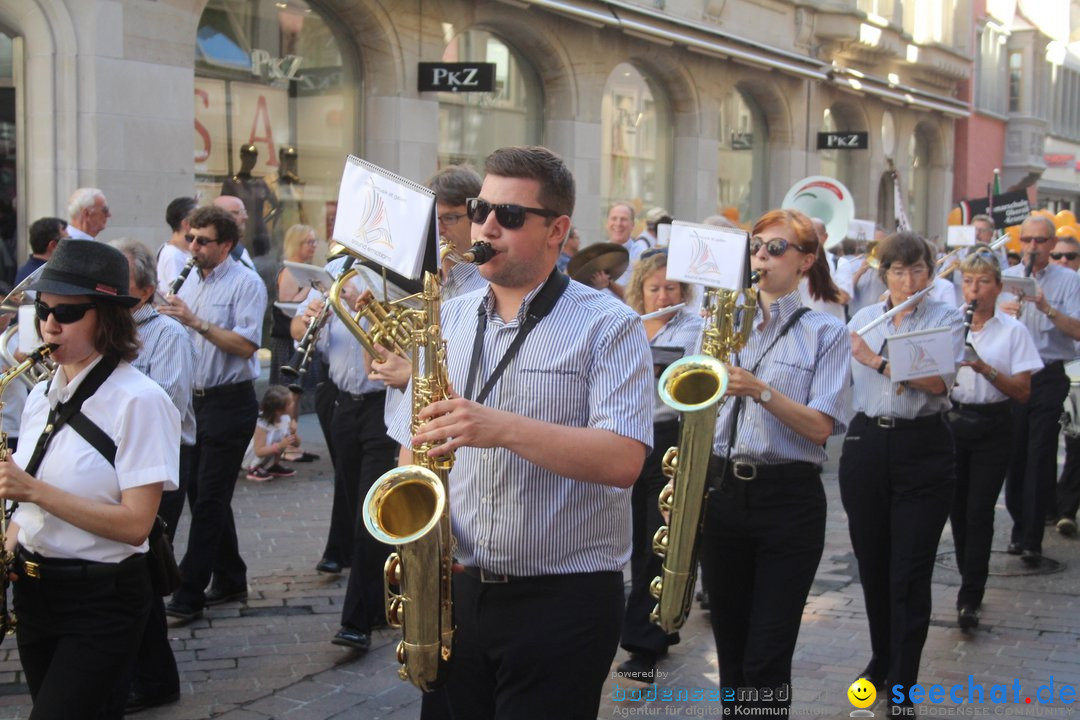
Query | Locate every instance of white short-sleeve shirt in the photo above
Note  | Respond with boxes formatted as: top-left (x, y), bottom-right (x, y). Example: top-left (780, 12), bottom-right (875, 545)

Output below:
top-left (12, 357), bottom-right (180, 562)
top-left (951, 311), bottom-right (1044, 404)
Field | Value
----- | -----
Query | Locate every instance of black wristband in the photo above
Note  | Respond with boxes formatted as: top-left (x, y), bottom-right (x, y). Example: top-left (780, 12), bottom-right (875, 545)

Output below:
top-left (876, 357), bottom-right (888, 374)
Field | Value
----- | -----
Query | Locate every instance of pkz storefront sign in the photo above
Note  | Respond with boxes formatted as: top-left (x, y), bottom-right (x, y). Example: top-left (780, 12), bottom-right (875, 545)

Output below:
top-left (817, 132), bottom-right (869, 150)
top-left (418, 63), bottom-right (496, 93)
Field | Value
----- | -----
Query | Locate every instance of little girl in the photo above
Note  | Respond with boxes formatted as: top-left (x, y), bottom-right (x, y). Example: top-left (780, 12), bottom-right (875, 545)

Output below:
top-left (244, 385), bottom-right (300, 481)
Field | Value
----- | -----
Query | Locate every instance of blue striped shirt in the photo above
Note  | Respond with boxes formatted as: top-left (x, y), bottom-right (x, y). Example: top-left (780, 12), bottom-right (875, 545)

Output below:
top-left (1001, 262), bottom-right (1080, 363)
top-left (386, 278), bottom-right (654, 576)
top-left (848, 298), bottom-right (965, 419)
top-left (650, 310), bottom-right (704, 423)
top-left (713, 291), bottom-right (851, 465)
top-left (177, 255), bottom-right (267, 389)
top-left (132, 304), bottom-right (197, 445)
top-left (442, 261), bottom-right (488, 299)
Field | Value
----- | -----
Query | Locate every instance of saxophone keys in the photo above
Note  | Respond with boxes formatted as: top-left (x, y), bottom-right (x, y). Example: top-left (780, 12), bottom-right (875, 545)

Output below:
top-left (651, 526), bottom-right (669, 557)
top-left (649, 576), bottom-right (664, 601)
top-left (384, 554), bottom-right (402, 587)
top-left (387, 595), bottom-right (404, 628)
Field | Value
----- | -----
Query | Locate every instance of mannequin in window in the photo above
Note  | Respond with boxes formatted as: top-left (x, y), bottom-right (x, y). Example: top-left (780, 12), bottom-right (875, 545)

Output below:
top-left (270, 146), bottom-right (308, 254)
top-left (221, 144), bottom-right (278, 258)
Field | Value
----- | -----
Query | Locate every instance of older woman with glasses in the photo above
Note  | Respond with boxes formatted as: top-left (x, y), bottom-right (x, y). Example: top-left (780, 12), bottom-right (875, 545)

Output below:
top-left (948, 249), bottom-right (1041, 631)
top-left (841, 231), bottom-right (964, 710)
top-left (615, 249), bottom-right (702, 683)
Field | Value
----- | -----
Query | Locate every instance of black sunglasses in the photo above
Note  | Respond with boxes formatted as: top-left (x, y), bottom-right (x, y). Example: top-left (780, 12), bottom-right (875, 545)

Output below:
top-left (35, 299), bottom-right (97, 324)
top-left (749, 236), bottom-right (810, 257)
top-left (1051, 252), bottom-right (1079, 261)
top-left (466, 198), bottom-right (559, 230)
top-left (185, 232), bottom-right (222, 246)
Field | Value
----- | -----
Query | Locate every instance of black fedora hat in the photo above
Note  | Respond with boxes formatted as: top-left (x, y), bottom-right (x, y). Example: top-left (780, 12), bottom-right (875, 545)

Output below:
top-left (29, 238), bottom-right (138, 307)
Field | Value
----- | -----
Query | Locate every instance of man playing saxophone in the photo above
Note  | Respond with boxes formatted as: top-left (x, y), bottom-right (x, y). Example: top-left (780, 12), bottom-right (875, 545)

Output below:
top-left (386, 145), bottom-right (653, 720)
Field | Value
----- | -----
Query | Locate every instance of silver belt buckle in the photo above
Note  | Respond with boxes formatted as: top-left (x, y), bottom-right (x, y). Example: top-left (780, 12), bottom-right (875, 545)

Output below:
top-left (732, 461), bottom-right (757, 481)
top-left (193, 388), bottom-right (206, 398)
top-left (479, 568), bottom-right (509, 584)
top-left (876, 416), bottom-right (896, 429)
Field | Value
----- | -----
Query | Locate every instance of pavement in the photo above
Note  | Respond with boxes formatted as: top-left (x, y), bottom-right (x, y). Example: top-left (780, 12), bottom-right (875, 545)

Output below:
top-left (0, 425), bottom-right (1078, 719)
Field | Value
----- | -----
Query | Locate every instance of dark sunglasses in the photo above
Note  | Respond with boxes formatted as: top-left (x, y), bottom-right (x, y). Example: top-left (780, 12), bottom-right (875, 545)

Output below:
top-left (185, 232), bottom-right (222, 246)
top-left (1019, 236), bottom-right (1052, 244)
top-left (466, 198), bottom-right (559, 230)
top-left (35, 299), bottom-right (97, 324)
top-left (1051, 252), bottom-right (1079, 261)
top-left (749, 236), bottom-right (809, 257)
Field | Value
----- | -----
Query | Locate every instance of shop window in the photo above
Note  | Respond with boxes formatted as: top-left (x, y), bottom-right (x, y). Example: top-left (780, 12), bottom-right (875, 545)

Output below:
top-left (907, 128), bottom-right (932, 236)
top-left (819, 107), bottom-right (857, 189)
top-left (194, 0), bottom-right (358, 258)
top-left (716, 89), bottom-right (767, 226)
top-left (437, 31), bottom-right (542, 170)
top-left (601, 63), bottom-right (671, 228)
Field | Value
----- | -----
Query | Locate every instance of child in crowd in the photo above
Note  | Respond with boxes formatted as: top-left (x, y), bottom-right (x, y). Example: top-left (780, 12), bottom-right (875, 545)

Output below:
top-left (243, 385), bottom-right (300, 481)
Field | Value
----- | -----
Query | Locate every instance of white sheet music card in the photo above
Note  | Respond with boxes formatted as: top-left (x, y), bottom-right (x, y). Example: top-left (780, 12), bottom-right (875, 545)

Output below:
top-left (947, 225), bottom-right (977, 247)
top-left (284, 261), bottom-right (335, 293)
top-left (331, 156), bottom-right (435, 280)
top-left (885, 326), bottom-right (956, 382)
top-left (666, 221), bottom-right (749, 290)
top-left (1001, 275), bottom-right (1038, 299)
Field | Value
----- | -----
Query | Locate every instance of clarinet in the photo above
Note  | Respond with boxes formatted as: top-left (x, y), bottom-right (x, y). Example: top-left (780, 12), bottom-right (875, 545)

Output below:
top-left (1017, 253), bottom-right (1035, 319)
top-left (168, 258), bottom-right (197, 296)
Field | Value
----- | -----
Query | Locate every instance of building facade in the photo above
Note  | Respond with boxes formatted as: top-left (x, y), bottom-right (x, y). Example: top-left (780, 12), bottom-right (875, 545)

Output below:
top-left (0, 0), bottom-right (978, 269)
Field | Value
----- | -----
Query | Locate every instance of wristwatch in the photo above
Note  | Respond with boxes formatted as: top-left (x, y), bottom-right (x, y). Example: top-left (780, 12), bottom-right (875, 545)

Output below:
top-left (757, 387), bottom-right (773, 404)
top-left (1046, 306), bottom-right (1058, 320)
top-left (986, 367), bottom-right (999, 382)
top-left (197, 319), bottom-right (210, 335)
top-left (876, 357), bottom-right (889, 374)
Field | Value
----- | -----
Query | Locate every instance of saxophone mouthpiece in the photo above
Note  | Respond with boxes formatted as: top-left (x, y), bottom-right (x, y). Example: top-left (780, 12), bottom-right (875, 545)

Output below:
top-left (750, 270), bottom-right (764, 283)
top-left (463, 242), bottom-right (496, 266)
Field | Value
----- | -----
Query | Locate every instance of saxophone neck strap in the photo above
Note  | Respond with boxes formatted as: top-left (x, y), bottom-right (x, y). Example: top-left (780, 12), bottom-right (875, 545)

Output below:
top-left (464, 268), bottom-right (569, 405)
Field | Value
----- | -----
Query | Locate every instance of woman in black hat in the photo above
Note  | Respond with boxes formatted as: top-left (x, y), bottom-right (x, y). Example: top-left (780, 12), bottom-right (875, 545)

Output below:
top-left (0, 238), bottom-right (180, 719)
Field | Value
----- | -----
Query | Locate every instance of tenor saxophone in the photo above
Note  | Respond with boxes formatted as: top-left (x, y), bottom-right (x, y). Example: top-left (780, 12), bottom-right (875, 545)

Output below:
top-left (0, 343), bottom-right (55, 642)
top-left (648, 277), bottom-right (758, 633)
top-left (361, 272), bottom-right (454, 691)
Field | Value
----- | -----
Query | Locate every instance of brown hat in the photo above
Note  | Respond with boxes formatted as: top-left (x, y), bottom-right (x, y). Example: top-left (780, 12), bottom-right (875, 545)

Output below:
top-left (566, 242), bottom-right (629, 284)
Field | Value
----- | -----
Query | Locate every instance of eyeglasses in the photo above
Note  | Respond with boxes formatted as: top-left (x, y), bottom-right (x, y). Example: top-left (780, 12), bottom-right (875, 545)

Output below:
top-left (438, 212), bottom-right (467, 227)
top-left (1051, 252), bottom-right (1079, 261)
top-left (185, 232), bottom-right (222, 246)
top-left (466, 198), bottom-right (559, 229)
top-left (1020, 236), bottom-right (1052, 244)
top-left (34, 299), bottom-right (97, 324)
top-left (748, 237), bottom-right (809, 257)
top-left (886, 264), bottom-right (930, 279)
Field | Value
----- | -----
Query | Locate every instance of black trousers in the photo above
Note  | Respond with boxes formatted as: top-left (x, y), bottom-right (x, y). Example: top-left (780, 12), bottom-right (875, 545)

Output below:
top-left (620, 419), bottom-right (679, 657)
top-left (948, 404), bottom-right (1013, 609)
top-left (426, 571), bottom-right (623, 720)
top-left (1056, 433), bottom-right (1080, 522)
top-left (316, 378), bottom-right (352, 567)
top-left (699, 463), bottom-right (825, 719)
top-left (174, 383), bottom-right (258, 608)
top-left (333, 390), bottom-right (396, 632)
top-left (838, 413), bottom-right (954, 694)
top-left (1006, 362), bottom-right (1068, 553)
top-left (126, 443), bottom-right (197, 700)
top-left (14, 553), bottom-right (152, 720)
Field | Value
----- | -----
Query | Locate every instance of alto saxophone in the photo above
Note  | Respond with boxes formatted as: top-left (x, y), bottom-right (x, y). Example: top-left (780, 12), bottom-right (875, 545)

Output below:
top-left (0, 343), bottom-right (55, 642)
top-left (649, 275), bottom-right (758, 633)
top-left (361, 272), bottom-right (454, 691)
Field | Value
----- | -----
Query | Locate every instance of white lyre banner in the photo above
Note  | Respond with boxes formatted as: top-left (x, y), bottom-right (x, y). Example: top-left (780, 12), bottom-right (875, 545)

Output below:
top-left (886, 326), bottom-right (956, 382)
top-left (665, 221), bottom-right (749, 290)
top-left (331, 156), bottom-right (435, 280)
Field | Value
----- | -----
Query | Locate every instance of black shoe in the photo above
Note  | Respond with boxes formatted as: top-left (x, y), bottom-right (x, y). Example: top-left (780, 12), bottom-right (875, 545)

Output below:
top-left (856, 660), bottom-right (886, 690)
top-left (205, 584), bottom-right (248, 606)
top-left (615, 652), bottom-right (657, 684)
top-left (1057, 517), bottom-right (1077, 537)
top-left (125, 687), bottom-right (180, 714)
top-left (332, 627), bottom-right (370, 652)
top-left (957, 606), bottom-right (979, 630)
top-left (316, 558), bottom-right (343, 574)
top-left (1006, 542), bottom-right (1023, 555)
top-left (1021, 549), bottom-right (1042, 567)
top-left (164, 600), bottom-right (203, 623)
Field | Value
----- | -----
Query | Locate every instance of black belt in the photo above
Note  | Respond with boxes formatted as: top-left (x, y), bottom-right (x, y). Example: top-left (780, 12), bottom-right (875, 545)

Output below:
top-left (951, 400), bottom-right (1011, 415)
top-left (709, 456), bottom-right (820, 482)
top-left (339, 389), bottom-right (387, 403)
top-left (15, 547), bottom-right (145, 582)
top-left (193, 380), bottom-right (253, 399)
top-left (856, 411), bottom-right (943, 430)
top-left (460, 566), bottom-right (523, 584)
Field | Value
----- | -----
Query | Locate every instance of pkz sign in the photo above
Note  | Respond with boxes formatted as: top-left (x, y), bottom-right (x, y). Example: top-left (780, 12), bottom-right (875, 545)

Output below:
top-left (418, 63), bottom-right (496, 93)
top-left (817, 132), bottom-right (869, 150)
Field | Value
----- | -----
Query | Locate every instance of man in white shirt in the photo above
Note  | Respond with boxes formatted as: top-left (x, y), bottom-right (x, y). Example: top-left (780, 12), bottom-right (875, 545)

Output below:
top-left (156, 197), bottom-right (198, 296)
top-left (65, 187), bottom-right (110, 240)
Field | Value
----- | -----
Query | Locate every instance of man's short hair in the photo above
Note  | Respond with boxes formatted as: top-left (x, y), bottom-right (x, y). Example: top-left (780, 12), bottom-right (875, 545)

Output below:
top-left (971, 214), bottom-right (994, 226)
top-left (1056, 235), bottom-right (1080, 251)
top-left (109, 237), bottom-right (158, 290)
top-left (1022, 214), bottom-right (1056, 238)
top-left (484, 146), bottom-right (575, 218)
top-left (427, 165), bottom-right (482, 207)
top-left (188, 206), bottom-right (239, 250)
top-left (166, 197), bottom-right (199, 232)
top-left (67, 187), bottom-right (105, 221)
top-left (28, 217), bottom-right (66, 255)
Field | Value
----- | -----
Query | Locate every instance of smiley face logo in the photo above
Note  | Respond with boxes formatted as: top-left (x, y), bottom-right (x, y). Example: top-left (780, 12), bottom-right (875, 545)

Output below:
top-left (848, 678), bottom-right (876, 708)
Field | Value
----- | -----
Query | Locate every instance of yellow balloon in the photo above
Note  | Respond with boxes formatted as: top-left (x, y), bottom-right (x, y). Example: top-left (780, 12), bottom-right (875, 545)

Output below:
top-left (1035, 208), bottom-right (1055, 220)
top-left (1055, 210), bottom-right (1078, 229)
top-left (1057, 224), bottom-right (1080, 240)
top-left (1005, 225), bottom-right (1022, 254)
top-left (947, 207), bottom-right (962, 226)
